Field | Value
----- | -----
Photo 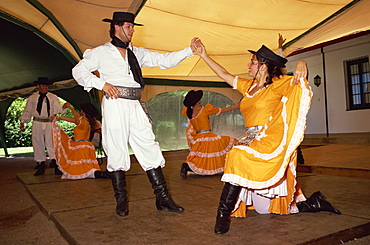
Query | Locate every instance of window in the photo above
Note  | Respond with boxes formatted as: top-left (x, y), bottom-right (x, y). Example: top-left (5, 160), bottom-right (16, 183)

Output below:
top-left (147, 90), bottom-right (244, 151)
top-left (345, 56), bottom-right (370, 110)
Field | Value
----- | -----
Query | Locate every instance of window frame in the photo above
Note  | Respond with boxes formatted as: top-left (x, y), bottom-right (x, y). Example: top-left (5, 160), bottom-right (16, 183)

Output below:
top-left (345, 56), bottom-right (370, 110)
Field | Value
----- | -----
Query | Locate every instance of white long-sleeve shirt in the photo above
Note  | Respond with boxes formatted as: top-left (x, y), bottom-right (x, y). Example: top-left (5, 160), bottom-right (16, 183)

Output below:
top-left (72, 42), bottom-right (194, 92)
top-left (19, 92), bottom-right (65, 123)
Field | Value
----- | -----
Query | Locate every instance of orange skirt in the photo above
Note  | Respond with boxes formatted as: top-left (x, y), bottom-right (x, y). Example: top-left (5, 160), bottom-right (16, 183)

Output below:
top-left (186, 131), bottom-right (237, 175)
top-left (52, 121), bottom-right (101, 179)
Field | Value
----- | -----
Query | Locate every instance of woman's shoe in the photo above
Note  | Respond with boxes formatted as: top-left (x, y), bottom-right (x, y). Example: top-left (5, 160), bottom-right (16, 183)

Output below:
top-left (297, 191), bottom-right (341, 214)
top-left (54, 167), bottom-right (63, 175)
top-left (94, 171), bottom-right (111, 179)
top-left (180, 163), bottom-right (189, 179)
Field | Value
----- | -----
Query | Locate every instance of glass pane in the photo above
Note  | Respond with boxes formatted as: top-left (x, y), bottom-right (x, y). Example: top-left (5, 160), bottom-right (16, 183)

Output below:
top-left (147, 90), bottom-right (244, 151)
top-left (353, 94), bottom-right (361, 105)
top-left (352, 84), bottom-right (360, 94)
top-left (350, 64), bottom-right (359, 76)
top-left (365, 92), bottom-right (370, 104)
top-left (362, 61), bottom-right (370, 73)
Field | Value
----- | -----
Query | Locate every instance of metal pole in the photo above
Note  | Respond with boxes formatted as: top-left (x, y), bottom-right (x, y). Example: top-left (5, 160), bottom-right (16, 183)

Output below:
top-left (321, 47), bottom-right (329, 137)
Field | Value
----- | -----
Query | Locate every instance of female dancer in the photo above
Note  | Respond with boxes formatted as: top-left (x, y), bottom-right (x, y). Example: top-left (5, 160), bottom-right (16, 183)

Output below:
top-left (181, 90), bottom-right (239, 179)
top-left (52, 102), bottom-right (110, 179)
top-left (192, 39), bottom-right (340, 235)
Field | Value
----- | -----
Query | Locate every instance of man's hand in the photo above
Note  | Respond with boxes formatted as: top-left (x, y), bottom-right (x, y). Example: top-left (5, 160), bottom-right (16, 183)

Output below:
top-left (102, 82), bottom-right (120, 99)
top-left (20, 123), bottom-right (25, 132)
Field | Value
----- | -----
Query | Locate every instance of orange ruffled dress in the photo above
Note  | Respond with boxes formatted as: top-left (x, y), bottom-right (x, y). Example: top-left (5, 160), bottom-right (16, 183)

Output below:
top-left (52, 117), bottom-right (101, 179)
top-left (182, 103), bottom-right (237, 175)
top-left (222, 76), bottom-right (312, 217)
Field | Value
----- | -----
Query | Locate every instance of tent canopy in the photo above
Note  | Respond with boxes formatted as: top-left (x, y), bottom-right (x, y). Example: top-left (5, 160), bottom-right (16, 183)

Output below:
top-left (1, 0), bottom-right (370, 94)
top-left (0, 0), bottom-right (369, 156)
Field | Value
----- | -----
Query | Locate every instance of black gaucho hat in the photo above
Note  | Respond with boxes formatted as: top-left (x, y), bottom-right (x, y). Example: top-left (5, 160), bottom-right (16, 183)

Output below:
top-left (102, 12), bottom-right (143, 26)
top-left (248, 45), bottom-right (287, 68)
top-left (33, 77), bottom-right (53, 85)
top-left (183, 90), bottom-right (203, 107)
top-left (80, 103), bottom-right (98, 118)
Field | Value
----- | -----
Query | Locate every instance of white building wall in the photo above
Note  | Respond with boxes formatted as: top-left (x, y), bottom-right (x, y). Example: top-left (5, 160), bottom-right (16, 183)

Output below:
top-left (286, 34), bottom-right (370, 135)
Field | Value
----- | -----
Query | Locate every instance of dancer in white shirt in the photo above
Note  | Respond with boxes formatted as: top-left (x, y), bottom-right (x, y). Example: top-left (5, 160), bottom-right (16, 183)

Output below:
top-left (19, 77), bottom-right (65, 176)
top-left (73, 12), bottom-right (197, 216)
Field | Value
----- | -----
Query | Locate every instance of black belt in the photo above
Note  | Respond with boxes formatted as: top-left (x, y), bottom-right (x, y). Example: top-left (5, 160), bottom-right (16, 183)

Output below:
top-left (74, 139), bottom-right (89, 142)
top-left (33, 117), bottom-right (52, 122)
top-left (196, 129), bottom-right (211, 134)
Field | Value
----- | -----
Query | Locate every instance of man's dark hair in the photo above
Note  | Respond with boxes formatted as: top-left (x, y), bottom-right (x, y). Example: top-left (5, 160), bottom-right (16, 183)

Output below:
top-left (109, 21), bottom-right (124, 39)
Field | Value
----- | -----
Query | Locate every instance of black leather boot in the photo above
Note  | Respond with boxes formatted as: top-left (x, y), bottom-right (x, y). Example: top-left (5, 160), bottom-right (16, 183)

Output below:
top-left (111, 171), bottom-right (128, 216)
top-left (34, 162), bottom-right (46, 176)
top-left (214, 182), bottom-right (241, 235)
top-left (94, 171), bottom-right (111, 179)
top-left (146, 167), bottom-right (184, 212)
top-left (297, 191), bottom-right (341, 214)
top-left (180, 162), bottom-right (191, 179)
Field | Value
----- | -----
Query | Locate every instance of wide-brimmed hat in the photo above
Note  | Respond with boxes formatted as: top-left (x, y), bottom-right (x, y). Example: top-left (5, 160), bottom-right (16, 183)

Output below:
top-left (80, 103), bottom-right (98, 118)
top-left (102, 12), bottom-right (143, 26)
top-left (33, 77), bottom-right (53, 85)
top-left (183, 90), bottom-right (203, 107)
top-left (248, 45), bottom-right (287, 68)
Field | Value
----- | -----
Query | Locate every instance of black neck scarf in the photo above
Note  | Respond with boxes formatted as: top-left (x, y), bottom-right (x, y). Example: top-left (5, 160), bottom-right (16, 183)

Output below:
top-left (37, 92), bottom-right (50, 116)
top-left (111, 36), bottom-right (144, 88)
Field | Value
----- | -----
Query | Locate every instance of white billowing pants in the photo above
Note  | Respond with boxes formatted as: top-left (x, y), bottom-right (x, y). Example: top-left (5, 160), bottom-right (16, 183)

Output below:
top-left (32, 121), bottom-right (55, 162)
top-left (102, 97), bottom-right (165, 172)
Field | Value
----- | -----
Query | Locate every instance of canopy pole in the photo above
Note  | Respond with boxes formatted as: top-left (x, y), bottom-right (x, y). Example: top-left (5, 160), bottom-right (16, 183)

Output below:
top-left (0, 113), bottom-right (9, 157)
top-left (321, 47), bottom-right (329, 137)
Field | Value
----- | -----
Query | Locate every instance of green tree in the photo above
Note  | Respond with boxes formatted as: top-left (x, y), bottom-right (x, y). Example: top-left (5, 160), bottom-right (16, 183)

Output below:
top-left (4, 97), bottom-right (76, 147)
top-left (5, 98), bottom-right (31, 147)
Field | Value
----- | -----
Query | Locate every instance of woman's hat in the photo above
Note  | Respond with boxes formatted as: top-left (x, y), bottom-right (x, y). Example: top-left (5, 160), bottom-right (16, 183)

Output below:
top-left (80, 103), bottom-right (98, 118)
top-left (33, 77), bottom-right (53, 85)
top-left (102, 12), bottom-right (143, 26)
top-left (248, 45), bottom-right (287, 68)
top-left (183, 90), bottom-right (203, 107)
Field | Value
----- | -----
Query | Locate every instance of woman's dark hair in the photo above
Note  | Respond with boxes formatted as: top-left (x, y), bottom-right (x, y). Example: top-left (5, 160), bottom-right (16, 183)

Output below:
top-left (257, 55), bottom-right (284, 86)
top-left (109, 21), bottom-right (124, 39)
top-left (80, 103), bottom-right (99, 140)
top-left (183, 90), bottom-right (203, 119)
top-left (186, 107), bottom-right (193, 119)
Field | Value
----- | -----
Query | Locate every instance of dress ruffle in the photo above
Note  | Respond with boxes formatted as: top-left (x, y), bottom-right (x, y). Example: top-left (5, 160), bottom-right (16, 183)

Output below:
top-left (186, 123), bottom-right (237, 175)
top-left (52, 119), bottom-right (101, 180)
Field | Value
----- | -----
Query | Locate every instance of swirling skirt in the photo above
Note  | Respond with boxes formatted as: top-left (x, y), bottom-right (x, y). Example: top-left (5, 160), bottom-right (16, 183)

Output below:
top-left (186, 131), bottom-right (237, 175)
top-left (52, 121), bottom-right (101, 179)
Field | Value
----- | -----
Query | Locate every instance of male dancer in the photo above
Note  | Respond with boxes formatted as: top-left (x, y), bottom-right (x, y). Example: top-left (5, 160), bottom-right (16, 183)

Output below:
top-left (73, 12), bottom-right (196, 216)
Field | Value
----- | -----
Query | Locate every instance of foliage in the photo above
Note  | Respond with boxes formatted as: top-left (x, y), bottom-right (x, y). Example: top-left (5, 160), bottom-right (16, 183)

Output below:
top-left (4, 97), bottom-right (76, 147)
